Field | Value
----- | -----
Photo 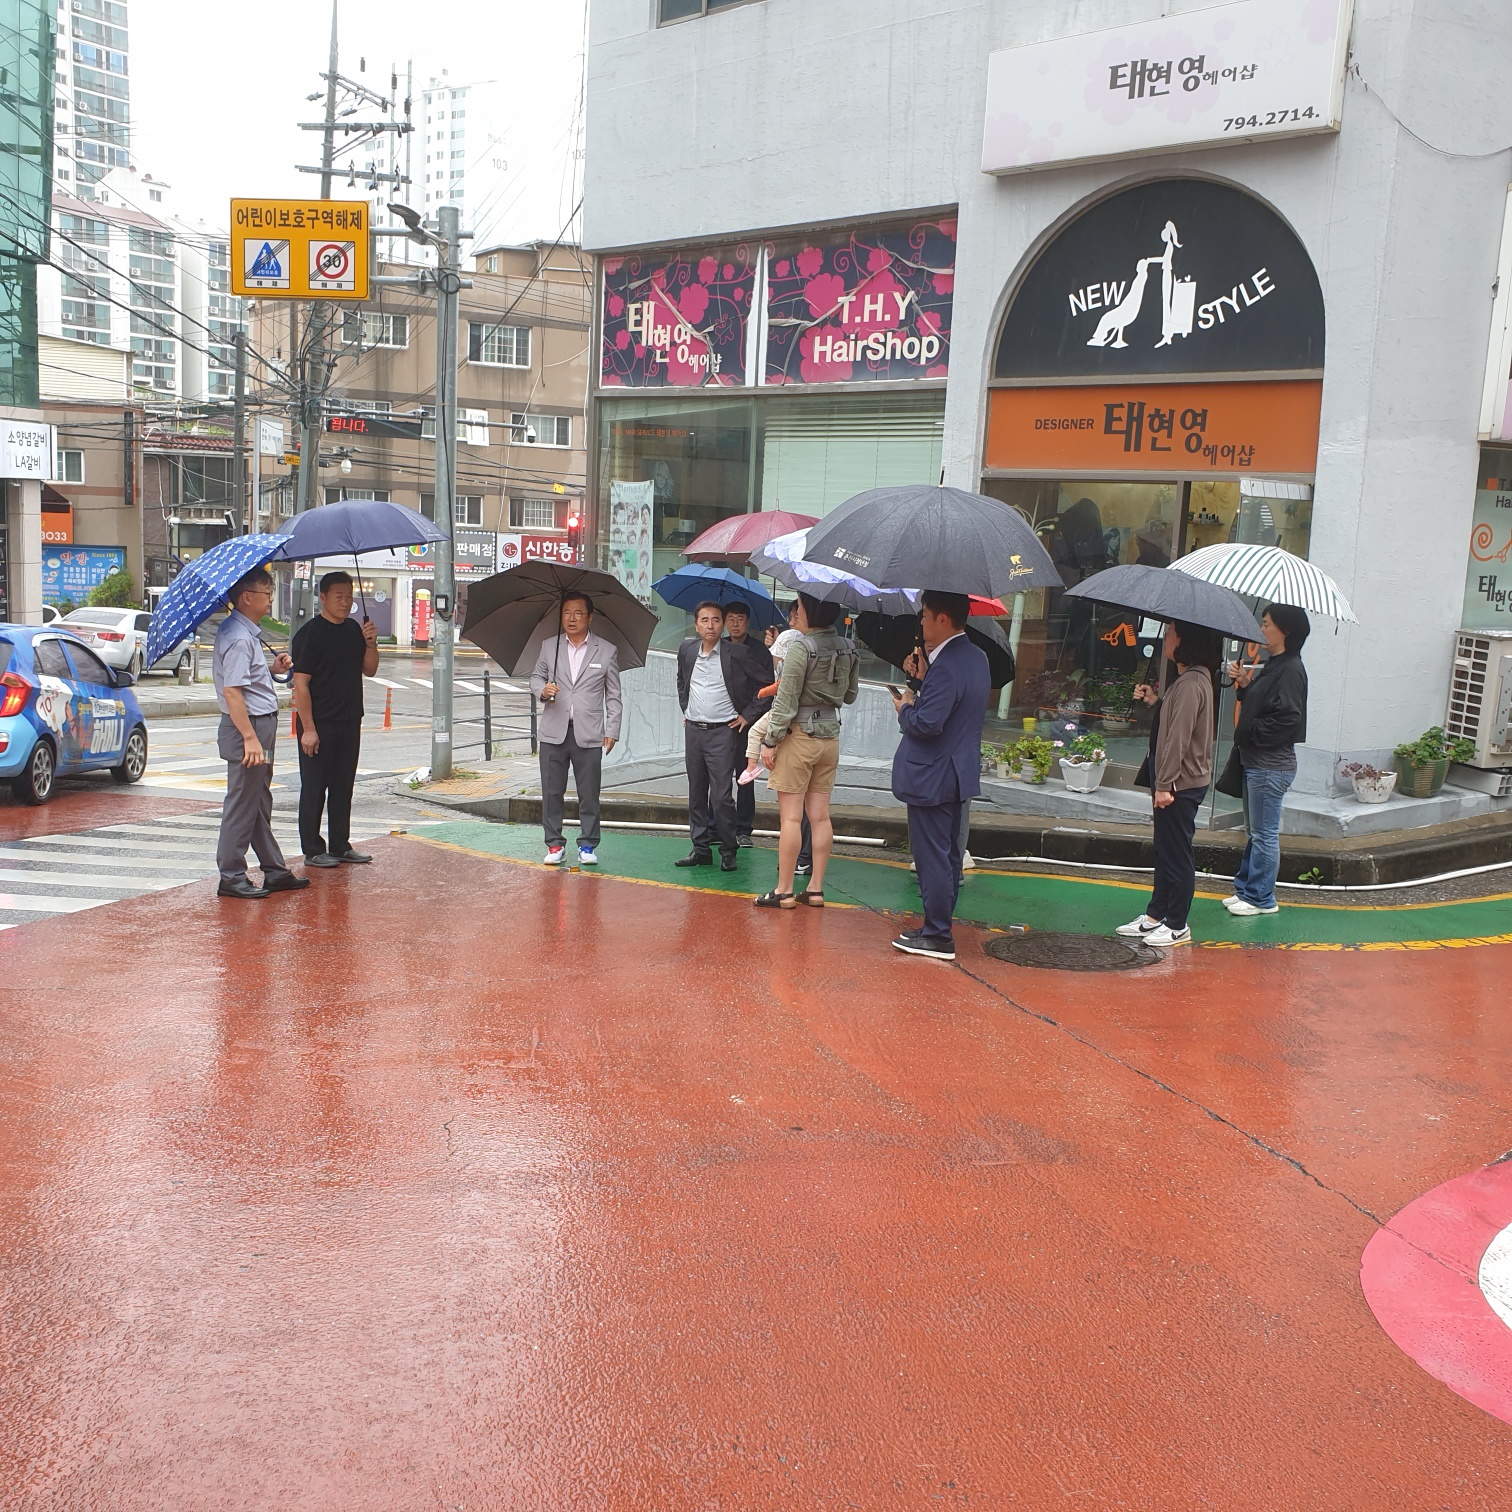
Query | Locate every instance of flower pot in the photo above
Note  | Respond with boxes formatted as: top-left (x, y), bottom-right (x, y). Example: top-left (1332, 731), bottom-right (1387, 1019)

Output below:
top-left (1060, 758), bottom-right (1107, 794)
top-left (1019, 760), bottom-right (1046, 785)
top-left (995, 762), bottom-right (1011, 780)
top-left (1351, 770), bottom-right (1397, 804)
top-left (1393, 755), bottom-right (1450, 799)
top-left (1098, 716), bottom-right (1136, 735)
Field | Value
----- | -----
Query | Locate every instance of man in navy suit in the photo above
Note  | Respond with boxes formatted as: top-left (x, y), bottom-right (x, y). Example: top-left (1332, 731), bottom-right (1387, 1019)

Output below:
top-left (890, 591), bottom-right (991, 961)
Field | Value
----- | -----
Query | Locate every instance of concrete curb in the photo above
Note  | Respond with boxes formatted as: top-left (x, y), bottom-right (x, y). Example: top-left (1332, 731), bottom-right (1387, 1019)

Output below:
top-left (138, 687), bottom-right (292, 721)
top-left (393, 781), bottom-right (1512, 886)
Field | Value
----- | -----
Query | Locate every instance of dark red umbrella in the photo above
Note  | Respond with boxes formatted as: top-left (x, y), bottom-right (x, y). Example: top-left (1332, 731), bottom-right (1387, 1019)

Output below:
top-left (684, 510), bottom-right (818, 564)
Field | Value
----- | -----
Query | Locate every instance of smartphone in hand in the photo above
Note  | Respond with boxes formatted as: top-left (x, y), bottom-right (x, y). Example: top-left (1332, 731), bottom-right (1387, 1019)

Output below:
top-left (887, 684), bottom-right (904, 699)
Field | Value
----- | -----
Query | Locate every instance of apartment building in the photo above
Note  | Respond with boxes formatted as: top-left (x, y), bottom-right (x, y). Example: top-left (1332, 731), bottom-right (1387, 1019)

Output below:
top-left (51, 0), bottom-right (130, 201)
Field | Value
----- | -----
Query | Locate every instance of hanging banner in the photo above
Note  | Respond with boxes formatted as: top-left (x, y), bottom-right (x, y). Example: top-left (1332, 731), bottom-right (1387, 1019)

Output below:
top-left (600, 248), bottom-right (756, 388)
top-left (764, 218), bottom-right (955, 386)
top-left (609, 479), bottom-right (655, 602)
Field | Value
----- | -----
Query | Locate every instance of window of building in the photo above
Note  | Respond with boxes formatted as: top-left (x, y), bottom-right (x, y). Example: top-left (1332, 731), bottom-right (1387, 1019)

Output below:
top-left (484, 254), bottom-right (497, 273)
top-left (324, 487), bottom-right (391, 504)
top-left (455, 494), bottom-right (483, 526)
top-left (511, 413), bottom-right (570, 447)
top-left (55, 449), bottom-right (85, 482)
top-left (127, 228), bottom-right (174, 258)
top-left (468, 321), bottom-right (529, 368)
top-left (341, 311), bottom-right (409, 348)
top-left (171, 455), bottom-right (234, 505)
top-left (510, 497), bottom-right (565, 530)
top-left (658, 0), bottom-right (759, 20)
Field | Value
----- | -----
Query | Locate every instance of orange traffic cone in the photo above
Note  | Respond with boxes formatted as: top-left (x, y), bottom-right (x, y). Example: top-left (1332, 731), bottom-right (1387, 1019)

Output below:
top-left (383, 687), bottom-right (393, 730)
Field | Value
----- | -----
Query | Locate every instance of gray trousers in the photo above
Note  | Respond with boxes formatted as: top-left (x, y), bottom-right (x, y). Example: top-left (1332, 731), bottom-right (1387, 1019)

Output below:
top-left (216, 713), bottom-right (291, 884)
top-left (540, 722), bottom-right (603, 850)
top-left (685, 721), bottom-right (738, 859)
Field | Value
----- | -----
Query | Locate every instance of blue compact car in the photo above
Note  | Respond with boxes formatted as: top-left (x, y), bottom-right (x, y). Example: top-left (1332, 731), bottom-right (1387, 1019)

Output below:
top-left (0, 624), bottom-right (149, 804)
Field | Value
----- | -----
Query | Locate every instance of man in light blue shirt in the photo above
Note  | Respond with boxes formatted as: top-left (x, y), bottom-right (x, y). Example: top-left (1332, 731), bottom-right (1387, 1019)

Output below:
top-left (212, 566), bottom-right (309, 899)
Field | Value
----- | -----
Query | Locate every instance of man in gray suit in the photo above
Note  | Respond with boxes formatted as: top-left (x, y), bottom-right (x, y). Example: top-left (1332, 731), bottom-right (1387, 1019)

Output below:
top-left (529, 591), bottom-right (622, 866)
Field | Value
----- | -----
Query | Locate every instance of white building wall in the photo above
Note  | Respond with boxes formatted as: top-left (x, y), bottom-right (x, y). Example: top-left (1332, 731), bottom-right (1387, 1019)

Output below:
top-left (585, 0), bottom-right (1512, 769)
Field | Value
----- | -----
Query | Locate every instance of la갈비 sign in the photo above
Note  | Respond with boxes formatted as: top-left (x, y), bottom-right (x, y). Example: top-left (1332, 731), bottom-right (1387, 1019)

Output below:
top-left (981, 0), bottom-right (1354, 176)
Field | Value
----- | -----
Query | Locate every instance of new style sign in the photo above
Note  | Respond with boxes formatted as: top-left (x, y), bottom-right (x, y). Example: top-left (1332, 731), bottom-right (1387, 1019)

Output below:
top-left (984, 380), bottom-right (1323, 476)
top-left (981, 0), bottom-right (1354, 175)
top-left (230, 199), bottom-right (370, 301)
top-left (995, 179), bottom-right (1325, 381)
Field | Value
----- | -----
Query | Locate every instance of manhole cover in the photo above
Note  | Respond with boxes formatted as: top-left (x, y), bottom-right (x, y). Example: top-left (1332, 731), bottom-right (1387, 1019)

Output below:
top-left (982, 931), bottom-right (1161, 972)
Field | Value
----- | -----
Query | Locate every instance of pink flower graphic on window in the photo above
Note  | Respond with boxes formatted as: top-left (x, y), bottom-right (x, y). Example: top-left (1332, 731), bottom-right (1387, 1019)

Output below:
top-left (798, 325), bottom-right (853, 384)
top-left (666, 335), bottom-right (710, 386)
top-left (615, 330), bottom-right (630, 350)
top-left (679, 283), bottom-right (710, 324)
top-left (933, 271), bottom-right (954, 295)
top-left (651, 267), bottom-right (666, 288)
top-left (722, 264), bottom-right (734, 279)
top-left (774, 259), bottom-right (791, 278)
top-left (846, 269), bottom-right (908, 333)
top-left (918, 310), bottom-right (942, 338)
top-left (698, 256), bottom-right (718, 283)
top-left (866, 246), bottom-right (892, 274)
top-left (939, 220), bottom-right (957, 240)
top-left (603, 257), bottom-right (623, 275)
top-left (796, 247), bottom-right (824, 278)
top-left (804, 271), bottom-right (845, 320)
top-left (607, 293), bottom-right (624, 317)
top-left (733, 287), bottom-right (744, 303)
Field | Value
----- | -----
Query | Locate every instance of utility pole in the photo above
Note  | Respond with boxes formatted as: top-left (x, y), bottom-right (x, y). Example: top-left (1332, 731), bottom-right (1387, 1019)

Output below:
top-left (430, 202), bottom-right (462, 780)
top-left (231, 329), bottom-right (247, 534)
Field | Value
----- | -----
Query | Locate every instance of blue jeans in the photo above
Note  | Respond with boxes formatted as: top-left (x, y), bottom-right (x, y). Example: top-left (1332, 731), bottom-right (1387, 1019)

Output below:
top-left (1233, 766), bottom-right (1295, 909)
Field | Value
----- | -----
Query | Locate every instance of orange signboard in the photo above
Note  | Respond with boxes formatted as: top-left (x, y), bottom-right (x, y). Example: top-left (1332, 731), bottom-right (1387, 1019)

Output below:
top-left (984, 379), bottom-right (1322, 475)
top-left (40, 503), bottom-right (72, 545)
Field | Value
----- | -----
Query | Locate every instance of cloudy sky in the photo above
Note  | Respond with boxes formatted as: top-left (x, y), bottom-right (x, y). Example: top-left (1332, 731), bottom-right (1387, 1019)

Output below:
top-left (128, 0), bottom-right (588, 244)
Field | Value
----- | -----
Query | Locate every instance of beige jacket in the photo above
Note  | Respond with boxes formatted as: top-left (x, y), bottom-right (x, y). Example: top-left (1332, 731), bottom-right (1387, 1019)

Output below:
top-left (1154, 666), bottom-right (1215, 793)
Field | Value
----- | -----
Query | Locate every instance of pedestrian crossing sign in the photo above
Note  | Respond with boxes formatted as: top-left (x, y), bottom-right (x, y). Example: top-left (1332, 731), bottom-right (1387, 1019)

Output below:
top-left (230, 199), bottom-right (369, 300)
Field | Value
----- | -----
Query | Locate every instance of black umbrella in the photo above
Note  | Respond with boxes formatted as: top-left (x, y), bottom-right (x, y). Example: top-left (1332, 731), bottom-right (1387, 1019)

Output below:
top-left (461, 561), bottom-right (659, 677)
top-left (1064, 564), bottom-right (1263, 641)
top-left (800, 485), bottom-right (1061, 596)
top-left (855, 612), bottom-right (1017, 689)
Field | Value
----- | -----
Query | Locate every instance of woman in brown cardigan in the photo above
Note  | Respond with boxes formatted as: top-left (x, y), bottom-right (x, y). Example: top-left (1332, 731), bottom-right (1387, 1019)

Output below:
top-left (1117, 620), bottom-right (1221, 948)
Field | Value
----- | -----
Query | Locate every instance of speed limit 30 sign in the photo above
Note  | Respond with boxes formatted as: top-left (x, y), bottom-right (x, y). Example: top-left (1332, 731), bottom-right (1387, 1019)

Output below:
top-left (310, 240), bottom-right (356, 292)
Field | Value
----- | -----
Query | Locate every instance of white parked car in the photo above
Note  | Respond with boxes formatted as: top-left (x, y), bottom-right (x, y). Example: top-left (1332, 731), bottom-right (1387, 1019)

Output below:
top-left (60, 607), bottom-right (193, 677)
top-left (40, 603), bottom-right (61, 625)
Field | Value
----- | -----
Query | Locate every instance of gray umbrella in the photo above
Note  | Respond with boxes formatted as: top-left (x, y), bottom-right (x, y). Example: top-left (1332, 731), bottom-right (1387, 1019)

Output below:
top-left (799, 485), bottom-right (1061, 596)
top-left (1065, 564), bottom-right (1264, 641)
top-left (462, 561), bottom-right (659, 677)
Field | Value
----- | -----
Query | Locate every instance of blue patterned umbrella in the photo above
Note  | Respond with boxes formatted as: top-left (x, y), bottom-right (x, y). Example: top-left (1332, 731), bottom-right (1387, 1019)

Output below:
top-left (143, 533), bottom-right (287, 667)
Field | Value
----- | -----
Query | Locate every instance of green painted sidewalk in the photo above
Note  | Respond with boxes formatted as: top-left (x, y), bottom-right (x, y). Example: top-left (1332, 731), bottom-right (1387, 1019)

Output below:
top-left (406, 822), bottom-right (1512, 952)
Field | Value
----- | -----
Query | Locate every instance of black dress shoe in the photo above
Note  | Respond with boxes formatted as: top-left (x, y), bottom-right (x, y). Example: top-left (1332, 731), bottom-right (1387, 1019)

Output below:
top-left (735, 833), bottom-right (754, 848)
top-left (304, 853), bottom-right (341, 869)
top-left (335, 850), bottom-right (372, 864)
top-left (675, 851), bottom-right (714, 867)
top-left (264, 873), bottom-right (312, 893)
top-left (217, 878), bottom-right (269, 899)
top-left (720, 854), bottom-right (738, 872)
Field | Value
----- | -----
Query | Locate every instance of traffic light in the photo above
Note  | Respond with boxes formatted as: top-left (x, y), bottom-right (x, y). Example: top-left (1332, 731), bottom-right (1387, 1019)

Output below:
top-left (566, 511), bottom-right (582, 562)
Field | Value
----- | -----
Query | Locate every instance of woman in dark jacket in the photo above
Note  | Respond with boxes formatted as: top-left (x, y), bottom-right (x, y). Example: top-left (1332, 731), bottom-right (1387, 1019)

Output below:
top-left (1117, 620), bottom-right (1221, 949)
top-left (1225, 603), bottom-right (1310, 918)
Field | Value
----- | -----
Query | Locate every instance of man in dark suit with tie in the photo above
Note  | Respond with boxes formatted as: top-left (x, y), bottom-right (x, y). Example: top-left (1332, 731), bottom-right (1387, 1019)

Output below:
top-left (675, 601), bottom-right (769, 872)
top-left (889, 591), bottom-right (991, 961)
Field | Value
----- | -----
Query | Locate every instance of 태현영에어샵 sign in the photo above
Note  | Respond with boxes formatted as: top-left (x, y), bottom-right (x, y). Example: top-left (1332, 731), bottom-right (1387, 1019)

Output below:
top-left (981, 0), bottom-right (1354, 176)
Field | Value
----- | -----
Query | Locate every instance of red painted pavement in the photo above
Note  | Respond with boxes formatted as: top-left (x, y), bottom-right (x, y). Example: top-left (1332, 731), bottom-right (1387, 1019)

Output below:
top-left (1, 836), bottom-right (1510, 1507)
top-left (0, 788), bottom-right (212, 839)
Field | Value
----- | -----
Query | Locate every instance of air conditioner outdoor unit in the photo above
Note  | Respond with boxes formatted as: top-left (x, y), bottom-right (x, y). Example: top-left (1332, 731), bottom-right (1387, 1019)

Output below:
top-left (1445, 631), bottom-right (1512, 789)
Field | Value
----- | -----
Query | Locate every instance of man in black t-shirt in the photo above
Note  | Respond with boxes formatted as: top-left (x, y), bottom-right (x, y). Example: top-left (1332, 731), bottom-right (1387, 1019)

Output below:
top-left (291, 570), bottom-right (379, 867)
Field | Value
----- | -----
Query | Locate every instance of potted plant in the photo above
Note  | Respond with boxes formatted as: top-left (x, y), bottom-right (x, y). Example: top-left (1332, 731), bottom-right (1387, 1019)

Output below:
top-left (1059, 732), bottom-right (1109, 793)
top-left (1392, 726), bottom-right (1475, 799)
top-left (1086, 669), bottom-right (1141, 732)
top-left (1340, 760), bottom-right (1398, 804)
top-left (982, 741), bottom-right (1013, 780)
top-left (1012, 733), bottom-right (1055, 784)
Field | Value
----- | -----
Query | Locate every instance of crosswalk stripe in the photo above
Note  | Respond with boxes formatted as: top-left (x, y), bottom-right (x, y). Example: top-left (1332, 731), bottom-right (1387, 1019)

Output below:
top-left (0, 869), bottom-right (187, 891)
top-left (0, 847), bottom-right (223, 872)
top-left (455, 679), bottom-right (485, 693)
top-left (410, 677), bottom-right (433, 688)
top-left (0, 893), bottom-right (122, 914)
top-left (365, 676), bottom-right (405, 690)
top-left (19, 834), bottom-right (219, 854)
top-left (148, 757), bottom-right (226, 773)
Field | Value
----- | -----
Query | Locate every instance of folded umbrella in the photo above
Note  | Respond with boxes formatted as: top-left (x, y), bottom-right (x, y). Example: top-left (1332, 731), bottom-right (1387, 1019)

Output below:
top-left (1169, 543), bottom-right (1358, 622)
top-left (855, 611), bottom-right (1017, 689)
top-left (143, 533), bottom-right (288, 667)
top-left (462, 560), bottom-right (659, 678)
top-left (1065, 564), bottom-right (1264, 641)
top-left (652, 563), bottom-right (784, 631)
top-left (800, 485), bottom-right (1061, 597)
top-left (683, 510), bottom-right (817, 565)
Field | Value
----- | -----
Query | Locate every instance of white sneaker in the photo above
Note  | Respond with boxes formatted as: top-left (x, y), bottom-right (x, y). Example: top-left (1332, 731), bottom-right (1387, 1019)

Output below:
top-left (1226, 898), bottom-right (1278, 916)
top-left (1220, 894), bottom-right (1242, 910)
top-left (577, 846), bottom-right (598, 866)
top-left (1116, 913), bottom-right (1160, 937)
top-left (961, 850), bottom-right (977, 871)
top-left (544, 845), bottom-right (566, 865)
top-left (1144, 924), bottom-right (1192, 948)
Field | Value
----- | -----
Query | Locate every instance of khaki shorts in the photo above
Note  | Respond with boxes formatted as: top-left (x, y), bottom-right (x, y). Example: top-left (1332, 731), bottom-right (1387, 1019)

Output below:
top-left (767, 729), bottom-right (840, 795)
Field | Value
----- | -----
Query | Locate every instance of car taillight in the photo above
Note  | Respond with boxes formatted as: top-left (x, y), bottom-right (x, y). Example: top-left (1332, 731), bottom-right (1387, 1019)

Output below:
top-left (0, 671), bottom-right (32, 718)
top-left (97, 630), bottom-right (126, 642)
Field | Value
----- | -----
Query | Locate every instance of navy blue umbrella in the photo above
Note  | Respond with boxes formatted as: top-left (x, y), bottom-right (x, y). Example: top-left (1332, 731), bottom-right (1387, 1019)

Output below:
top-left (651, 564), bottom-right (783, 631)
top-left (143, 533), bottom-right (287, 668)
top-left (272, 498), bottom-right (447, 618)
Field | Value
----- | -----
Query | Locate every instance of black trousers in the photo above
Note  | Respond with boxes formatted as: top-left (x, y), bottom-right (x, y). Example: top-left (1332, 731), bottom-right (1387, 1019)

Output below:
top-left (297, 718), bottom-right (361, 858)
top-left (1148, 785), bottom-right (1207, 930)
top-left (685, 721), bottom-right (738, 860)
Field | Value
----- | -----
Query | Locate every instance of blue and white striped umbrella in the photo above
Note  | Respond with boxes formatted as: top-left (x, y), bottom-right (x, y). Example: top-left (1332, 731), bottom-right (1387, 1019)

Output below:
top-left (1170, 543), bottom-right (1358, 623)
top-left (143, 533), bottom-right (287, 666)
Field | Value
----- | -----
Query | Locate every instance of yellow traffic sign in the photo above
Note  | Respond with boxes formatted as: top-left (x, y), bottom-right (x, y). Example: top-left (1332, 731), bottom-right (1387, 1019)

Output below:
top-left (230, 199), bottom-right (370, 300)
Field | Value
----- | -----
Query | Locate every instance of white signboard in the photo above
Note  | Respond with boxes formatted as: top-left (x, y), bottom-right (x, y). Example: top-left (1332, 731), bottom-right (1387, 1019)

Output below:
top-left (981, 0), bottom-right (1354, 176)
top-left (256, 417), bottom-right (286, 456)
top-left (609, 479), bottom-right (655, 604)
top-left (0, 419), bottom-right (55, 480)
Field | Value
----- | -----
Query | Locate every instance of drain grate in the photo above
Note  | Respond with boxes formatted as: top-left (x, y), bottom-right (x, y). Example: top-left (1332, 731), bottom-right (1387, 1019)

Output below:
top-left (983, 930), bottom-right (1162, 972)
